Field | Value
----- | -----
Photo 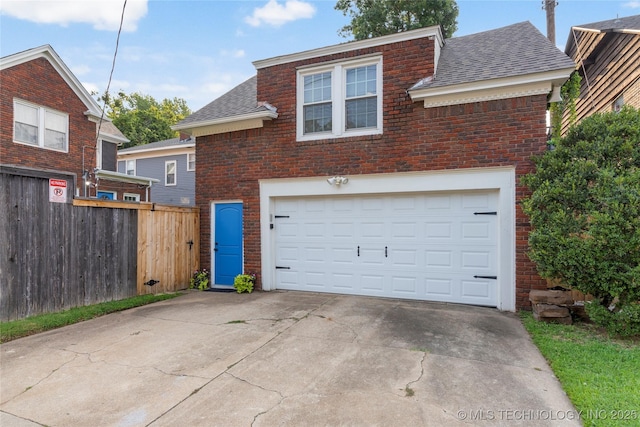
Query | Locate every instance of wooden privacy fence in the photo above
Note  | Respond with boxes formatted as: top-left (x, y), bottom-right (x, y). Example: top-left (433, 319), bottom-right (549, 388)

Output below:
top-left (0, 165), bottom-right (199, 321)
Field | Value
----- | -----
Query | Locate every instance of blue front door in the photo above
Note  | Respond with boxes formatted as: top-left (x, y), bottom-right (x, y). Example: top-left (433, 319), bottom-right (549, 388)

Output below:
top-left (214, 203), bottom-right (243, 286)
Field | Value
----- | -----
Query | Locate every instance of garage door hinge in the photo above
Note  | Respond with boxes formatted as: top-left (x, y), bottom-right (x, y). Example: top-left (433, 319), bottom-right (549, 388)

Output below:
top-left (276, 266), bottom-right (291, 269)
top-left (473, 211), bottom-right (497, 215)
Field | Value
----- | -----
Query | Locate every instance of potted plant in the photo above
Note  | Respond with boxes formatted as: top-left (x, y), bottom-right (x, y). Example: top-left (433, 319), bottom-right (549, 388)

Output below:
top-left (233, 273), bottom-right (256, 293)
top-left (189, 269), bottom-right (210, 290)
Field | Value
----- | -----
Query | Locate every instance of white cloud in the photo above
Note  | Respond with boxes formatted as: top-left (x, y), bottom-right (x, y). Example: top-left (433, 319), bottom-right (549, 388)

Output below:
top-left (623, 1), bottom-right (640, 8)
top-left (220, 49), bottom-right (246, 58)
top-left (0, 0), bottom-right (148, 31)
top-left (245, 0), bottom-right (315, 27)
top-left (71, 64), bottom-right (91, 76)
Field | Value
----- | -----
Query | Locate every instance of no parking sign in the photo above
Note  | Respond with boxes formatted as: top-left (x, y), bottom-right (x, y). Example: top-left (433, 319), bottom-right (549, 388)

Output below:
top-left (49, 179), bottom-right (67, 203)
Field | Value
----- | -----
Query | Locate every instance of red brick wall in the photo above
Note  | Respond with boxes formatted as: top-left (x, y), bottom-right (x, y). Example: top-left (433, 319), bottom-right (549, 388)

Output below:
top-left (196, 37), bottom-right (547, 308)
top-left (1, 57), bottom-right (146, 201)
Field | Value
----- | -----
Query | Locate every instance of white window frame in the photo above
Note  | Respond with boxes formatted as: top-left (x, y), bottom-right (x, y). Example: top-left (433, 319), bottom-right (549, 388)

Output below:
top-left (126, 159), bottom-right (136, 176)
top-left (123, 193), bottom-right (140, 202)
top-left (13, 99), bottom-right (69, 152)
top-left (297, 56), bottom-right (383, 142)
top-left (187, 153), bottom-right (195, 171)
top-left (165, 160), bottom-right (177, 186)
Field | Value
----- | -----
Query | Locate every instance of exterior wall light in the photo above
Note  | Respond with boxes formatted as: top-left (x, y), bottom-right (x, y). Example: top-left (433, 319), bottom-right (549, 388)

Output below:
top-left (327, 176), bottom-right (349, 185)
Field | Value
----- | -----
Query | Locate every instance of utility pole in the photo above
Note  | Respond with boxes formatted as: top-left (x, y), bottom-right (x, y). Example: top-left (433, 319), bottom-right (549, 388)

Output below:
top-left (542, 0), bottom-right (557, 44)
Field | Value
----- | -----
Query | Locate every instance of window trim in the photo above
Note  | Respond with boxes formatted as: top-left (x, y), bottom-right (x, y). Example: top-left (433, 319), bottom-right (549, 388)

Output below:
top-left (13, 99), bottom-right (69, 153)
top-left (126, 159), bottom-right (136, 176)
top-left (187, 153), bottom-right (195, 171)
top-left (296, 56), bottom-right (383, 142)
top-left (165, 160), bottom-right (177, 186)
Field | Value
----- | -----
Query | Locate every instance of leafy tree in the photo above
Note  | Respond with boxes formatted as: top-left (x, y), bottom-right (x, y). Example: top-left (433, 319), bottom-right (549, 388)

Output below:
top-left (522, 107), bottom-right (640, 336)
top-left (101, 91), bottom-right (191, 148)
top-left (335, 0), bottom-right (459, 40)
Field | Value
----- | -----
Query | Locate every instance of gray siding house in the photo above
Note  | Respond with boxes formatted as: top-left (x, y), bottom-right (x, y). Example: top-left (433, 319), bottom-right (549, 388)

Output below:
top-left (117, 136), bottom-right (195, 206)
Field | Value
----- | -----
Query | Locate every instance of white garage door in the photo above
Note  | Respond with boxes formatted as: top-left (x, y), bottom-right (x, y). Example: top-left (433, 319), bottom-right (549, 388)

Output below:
top-left (273, 191), bottom-right (499, 306)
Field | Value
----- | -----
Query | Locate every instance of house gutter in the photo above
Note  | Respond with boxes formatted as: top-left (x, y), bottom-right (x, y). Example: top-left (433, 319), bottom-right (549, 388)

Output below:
top-left (94, 169), bottom-right (159, 201)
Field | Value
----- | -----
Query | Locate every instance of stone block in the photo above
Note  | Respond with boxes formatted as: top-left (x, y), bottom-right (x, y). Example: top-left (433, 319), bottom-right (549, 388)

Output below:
top-left (529, 290), bottom-right (574, 306)
top-left (533, 311), bottom-right (573, 324)
top-left (532, 303), bottom-right (571, 318)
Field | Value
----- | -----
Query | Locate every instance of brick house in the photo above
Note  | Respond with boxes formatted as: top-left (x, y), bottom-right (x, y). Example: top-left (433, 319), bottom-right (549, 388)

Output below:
top-left (1, 45), bottom-right (157, 201)
top-left (563, 14), bottom-right (640, 134)
top-left (174, 22), bottom-right (574, 310)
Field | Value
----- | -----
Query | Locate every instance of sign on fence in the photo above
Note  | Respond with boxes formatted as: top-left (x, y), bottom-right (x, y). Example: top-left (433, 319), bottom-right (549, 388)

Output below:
top-left (49, 178), bottom-right (67, 203)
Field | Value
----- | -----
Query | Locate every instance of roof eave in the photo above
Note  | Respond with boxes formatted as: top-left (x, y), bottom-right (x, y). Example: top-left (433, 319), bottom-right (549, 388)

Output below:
top-left (172, 110), bottom-right (279, 137)
top-left (118, 143), bottom-right (195, 156)
top-left (95, 169), bottom-right (159, 185)
top-left (408, 67), bottom-right (575, 108)
top-left (253, 25), bottom-right (443, 69)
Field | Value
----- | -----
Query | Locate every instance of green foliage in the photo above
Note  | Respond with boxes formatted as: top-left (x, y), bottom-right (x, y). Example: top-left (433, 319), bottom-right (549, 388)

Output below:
top-left (335, 0), bottom-right (458, 40)
top-left (189, 269), bottom-right (210, 290)
top-left (586, 301), bottom-right (640, 337)
top-left (0, 293), bottom-right (182, 343)
top-left (549, 71), bottom-right (581, 140)
top-left (522, 107), bottom-right (640, 335)
top-left (521, 311), bottom-right (640, 426)
top-left (233, 274), bottom-right (256, 294)
top-left (100, 91), bottom-right (191, 148)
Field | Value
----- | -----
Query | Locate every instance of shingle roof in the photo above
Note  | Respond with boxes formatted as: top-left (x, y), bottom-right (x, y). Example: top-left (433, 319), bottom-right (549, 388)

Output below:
top-left (573, 14), bottom-right (640, 31)
top-left (178, 22), bottom-right (574, 127)
top-left (412, 21), bottom-right (575, 91)
top-left (118, 136), bottom-right (194, 153)
top-left (175, 76), bottom-right (271, 127)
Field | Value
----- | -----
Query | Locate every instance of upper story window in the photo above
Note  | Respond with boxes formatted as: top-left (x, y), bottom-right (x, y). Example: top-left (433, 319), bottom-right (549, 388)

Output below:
top-left (297, 56), bottom-right (382, 141)
top-left (13, 99), bottom-right (69, 152)
top-left (187, 153), bottom-right (195, 171)
top-left (165, 160), bottom-right (176, 186)
top-left (126, 159), bottom-right (136, 175)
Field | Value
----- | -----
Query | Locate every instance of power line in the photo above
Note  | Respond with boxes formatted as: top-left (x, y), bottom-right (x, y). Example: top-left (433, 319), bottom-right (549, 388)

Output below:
top-left (96, 0), bottom-right (128, 145)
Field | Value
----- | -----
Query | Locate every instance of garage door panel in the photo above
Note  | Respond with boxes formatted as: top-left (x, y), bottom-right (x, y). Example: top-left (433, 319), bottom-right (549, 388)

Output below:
top-left (274, 191), bottom-right (498, 306)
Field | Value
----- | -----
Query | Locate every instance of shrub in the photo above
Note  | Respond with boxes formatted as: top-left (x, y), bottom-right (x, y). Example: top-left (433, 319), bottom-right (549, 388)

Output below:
top-left (522, 107), bottom-right (640, 336)
top-left (189, 269), bottom-right (210, 290)
top-left (233, 274), bottom-right (255, 294)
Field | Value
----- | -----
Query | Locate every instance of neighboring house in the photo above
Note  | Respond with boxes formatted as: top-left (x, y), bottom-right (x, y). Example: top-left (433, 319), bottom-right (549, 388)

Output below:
top-left (174, 22), bottom-right (574, 311)
top-left (117, 136), bottom-right (196, 206)
top-left (563, 14), bottom-right (640, 133)
top-left (0, 45), bottom-right (158, 201)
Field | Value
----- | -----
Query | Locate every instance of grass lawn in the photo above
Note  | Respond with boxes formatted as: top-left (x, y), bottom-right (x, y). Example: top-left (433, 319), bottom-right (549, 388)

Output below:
top-left (521, 312), bottom-right (640, 427)
top-left (0, 293), bottom-right (183, 343)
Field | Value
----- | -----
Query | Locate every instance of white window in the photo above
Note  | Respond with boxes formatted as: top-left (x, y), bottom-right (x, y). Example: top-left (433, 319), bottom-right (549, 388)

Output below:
top-left (124, 193), bottom-right (140, 202)
top-left (187, 153), bottom-right (195, 171)
top-left (13, 99), bottom-right (68, 152)
top-left (165, 160), bottom-right (176, 186)
top-left (297, 57), bottom-right (382, 141)
top-left (126, 159), bottom-right (136, 175)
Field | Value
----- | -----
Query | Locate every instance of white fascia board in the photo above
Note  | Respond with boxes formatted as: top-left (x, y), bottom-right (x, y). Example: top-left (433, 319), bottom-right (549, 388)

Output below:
top-left (253, 25), bottom-right (443, 69)
top-left (409, 67), bottom-right (575, 107)
top-left (118, 144), bottom-right (195, 157)
top-left (172, 111), bottom-right (278, 137)
top-left (1, 45), bottom-right (104, 117)
top-left (95, 169), bottom-right (160, 185)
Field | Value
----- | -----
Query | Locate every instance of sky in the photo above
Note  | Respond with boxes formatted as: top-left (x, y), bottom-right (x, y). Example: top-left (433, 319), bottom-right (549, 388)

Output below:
top-left (1, 0), bottom-right (639, 112)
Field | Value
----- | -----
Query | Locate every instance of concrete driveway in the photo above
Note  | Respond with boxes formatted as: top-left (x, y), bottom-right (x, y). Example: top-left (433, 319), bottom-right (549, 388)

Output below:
top-left (1, 291), bottom-right (580, 426)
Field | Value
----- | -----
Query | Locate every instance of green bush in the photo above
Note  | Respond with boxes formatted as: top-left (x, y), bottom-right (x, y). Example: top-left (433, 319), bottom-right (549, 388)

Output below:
top-left (189, 269), bottom-right (210, 290)
top-left (522, 107), bottom-right (640, 336)
top-left (233, 274), bottom-right (255, 294)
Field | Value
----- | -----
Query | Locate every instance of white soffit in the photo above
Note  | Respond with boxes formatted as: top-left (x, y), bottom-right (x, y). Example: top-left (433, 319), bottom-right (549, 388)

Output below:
top-left (409, 68), bottom-right (575, 108)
